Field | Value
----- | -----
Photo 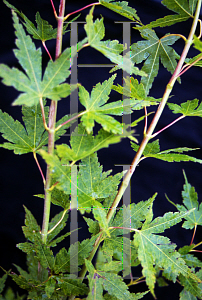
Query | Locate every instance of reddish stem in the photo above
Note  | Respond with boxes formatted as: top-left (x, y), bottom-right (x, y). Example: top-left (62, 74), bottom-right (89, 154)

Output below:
top-left (39, 98), bottom-right (49, 131)
top-left (178, 53), bottom-right (202, 77)
top-left (50, 0), bottom-right (57, 18)
top-left (151, 115), bottom-right (185, 138)
top-left (55, 111), bottom-right (85, 131)
top-left (144, 106), bottom-right (148, 135)
top-left (33, 152), bottom-right (45, 184)
top-left (41, 0), bottom-right (66, 244)
top-left (42, 41), bottom-right (53, 61)
top-left (190, 224), bottom-right (197, 245)
top-left (64, 2), bottom-right (100, 20)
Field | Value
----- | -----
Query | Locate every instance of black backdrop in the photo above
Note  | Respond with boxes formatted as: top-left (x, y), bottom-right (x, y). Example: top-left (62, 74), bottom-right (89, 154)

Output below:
top-left (0, 0), bottom-right (202, 299)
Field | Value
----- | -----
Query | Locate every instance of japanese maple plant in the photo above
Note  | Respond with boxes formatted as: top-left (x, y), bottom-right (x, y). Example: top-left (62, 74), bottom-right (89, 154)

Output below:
top-left (0, 0), bottom-right (202, 299)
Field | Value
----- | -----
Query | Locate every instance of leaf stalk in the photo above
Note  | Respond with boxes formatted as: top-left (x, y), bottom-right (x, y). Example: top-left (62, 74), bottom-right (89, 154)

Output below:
top-left (64, 2), bottom-right (100, 21)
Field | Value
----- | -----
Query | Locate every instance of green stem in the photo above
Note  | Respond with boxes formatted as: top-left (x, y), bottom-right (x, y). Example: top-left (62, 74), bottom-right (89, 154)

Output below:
top-left (75, 0), bottom-right (202, 284)
top-left (107, 0), bottom-right (202, 225)
top-left (41, 0), bottom-right (66, 244)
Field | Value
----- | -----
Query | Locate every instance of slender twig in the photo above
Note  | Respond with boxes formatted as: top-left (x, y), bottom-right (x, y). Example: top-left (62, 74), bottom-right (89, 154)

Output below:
top-left (192, 240), bottom-right (202, 249)
top-left (42, 41), bottom-right (53, 61)
top-left (48, 209), bottom-right (68, 234)
top-left (127, 276), bottom-right (145, 286)
top-left (48, 181), bottom-right (59, 191)
top-left (198, 19), bottom-right (202, 39)
top-left (50, 0), bottom-right (58, 18)
top-left (33, 152), bottom-right (45, 185)
top-left (41, 0), bottom-right (66, 244)
top-left (163, 33), bottom-right (187, 42)
top-left (55, 111), bottom-right (86, 131)
top-left (178, 53), bottom-right (202, 77)
top-left (144, 106), bottom-right (148, 135)
top-left (190, 224), bottom-right (197, 245)
top-left (151, 115), bottom-right (185, 138)
top-left (64, 2), bottom-right (100, 20)
top-left (39, 98), bottom-right (49, 131)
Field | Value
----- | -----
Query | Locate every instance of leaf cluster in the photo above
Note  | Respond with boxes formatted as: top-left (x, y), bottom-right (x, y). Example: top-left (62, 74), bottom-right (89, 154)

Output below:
top-left (0, 0), bottom-right (202, 299)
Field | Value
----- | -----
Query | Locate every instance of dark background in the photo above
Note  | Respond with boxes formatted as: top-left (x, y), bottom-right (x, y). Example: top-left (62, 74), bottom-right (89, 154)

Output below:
top-left (0, 0), bottom-right (202, 299)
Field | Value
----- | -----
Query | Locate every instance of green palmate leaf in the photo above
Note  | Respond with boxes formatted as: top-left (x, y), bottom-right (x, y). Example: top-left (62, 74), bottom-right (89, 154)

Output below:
top-left (0, 11), bottom-right (86, 106)
top-left (141, 0), bottom-right (193, 29)
top-left (193, 35), bottom-right (202, 52)
top-left (179, 273), bottom-right (202, 299)
top-left (40, 149), bottom-right (71, 194)
top-left (0, 103), bottom-right (78, 155)
top-left (133, 209), bottom-right (199, 296)
top-left (45, 278), bottom-right (56, 298)
top-left (103, 292), bottom-right (149, 300)
top-left (0, 109), bottom-right (35, 154)
top-left (173, 171), bottom-right (202, 229)
top-left (9, 274), bottom-right (33, 292)
top-left (110, 195), bottom-right (156, 237)
top-left (95, 250), bottom-right (122, 273)
top-left (16, 207), bottom-right (54, 270)
top-left (55, 123), bottom-right (128, 164)
top-left (85, 7), bottom-right (145, 76)
top-left (0, 274), bottom-right (7, 294)
top-left (84, 217), bottom-right (100, 235)
top-left (189, 0), bottom-right (198, 15)
top-left (26, 252), bottom-right (48, 282)
top-left (23, 240), bottom-right (54, 270)
top-left (3, 0), bottom-right (74, 41)
top-left (56, 277), bottom-right (88, 297)
top-left (77, 153), bottom-right (124, 212)
top-left (92, 201), bottom-right (110, 236)
top-left (180, 289), bottom-right (197, 300)
top-left (21, 206), bottom-right (41, 243)
top-left (131, 139), bottom-right (202, 164)
top-left (54, 235), bottom-right (99, 274)
top-left (79, 74), bottom-right (122, 134)
top-left (50, 188), bottom-right (70, 209)
top-left (0, 287), bottom-right (26, 300)
top-left (3, 1), bottom-right (57, 41)
top-left (79, 75), bottom-right (141, 134)
top-left (181, 252), bottom-right (202, 269)
top-left (13, 264), bottom-right (33, 284)
top-left (40, 150), bottom-right (124, 212)
top-left (99, 0), bottom-right (140, 21)
top-left (131, 28), bottom-right (179, 95)
top-left (86, 259), bottom-right (104, 300)
top-left (0, 103), bottom-right (49, 154)
top-left (101, 236), bottom-right (139, 275)
top-left (101, 272), bottom-right (137, 300)
top-left (112, 76), bottom-right (159, 109)
top-left (185, 53), bottom-right (202, 67)
top-left (167, 99), bottom-right (202, 116)
top-left (85, 260), bottom-right (135, 300)
top-left (29, 12), bottom-right (58, 41)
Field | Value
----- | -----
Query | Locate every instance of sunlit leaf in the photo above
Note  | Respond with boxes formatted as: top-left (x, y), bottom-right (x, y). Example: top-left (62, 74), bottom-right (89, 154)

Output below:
top-left (133, 209), bottom-right (199, 296)
top-left (140, 0), bottom-right (193, 29)
top-left (167, 99), bottom-right (202, 117)
top-left (131, 28), bottom-right (179, 95)
top-left (131, 139), bottom-right (202, 164)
